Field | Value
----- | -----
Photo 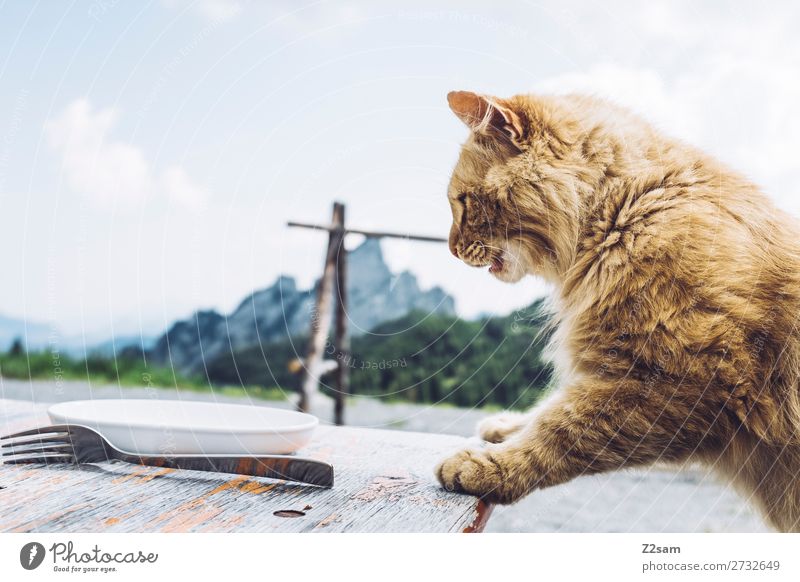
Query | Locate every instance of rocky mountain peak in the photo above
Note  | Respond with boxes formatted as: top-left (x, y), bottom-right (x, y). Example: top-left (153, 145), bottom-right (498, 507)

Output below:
top-left (149, 239), bottom-right (456, 376)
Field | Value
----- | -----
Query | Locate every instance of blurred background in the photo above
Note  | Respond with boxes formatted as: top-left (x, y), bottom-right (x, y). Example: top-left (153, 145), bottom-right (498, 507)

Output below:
top-left (1, 0), bottom-right (796, 531)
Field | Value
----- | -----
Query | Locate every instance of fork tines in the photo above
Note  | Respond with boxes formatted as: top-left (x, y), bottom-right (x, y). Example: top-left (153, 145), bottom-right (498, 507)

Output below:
top-left (0, 425), bottom-right (75, 465)
top-left (0, 425), bottom-right (73, 440)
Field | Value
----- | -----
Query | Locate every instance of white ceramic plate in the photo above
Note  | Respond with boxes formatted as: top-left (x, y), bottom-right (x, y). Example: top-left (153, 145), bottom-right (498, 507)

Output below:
top-left (47, 399), bottom-right (318, 455)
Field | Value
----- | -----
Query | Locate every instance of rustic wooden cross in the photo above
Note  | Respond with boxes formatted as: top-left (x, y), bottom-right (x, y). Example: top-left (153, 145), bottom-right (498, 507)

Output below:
top-left (288, 202), bottom-right (447, 425)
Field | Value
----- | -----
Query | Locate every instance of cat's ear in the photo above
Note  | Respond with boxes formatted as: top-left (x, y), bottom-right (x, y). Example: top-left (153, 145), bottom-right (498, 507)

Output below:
top-left (447, 91), bottom-right (525, 144)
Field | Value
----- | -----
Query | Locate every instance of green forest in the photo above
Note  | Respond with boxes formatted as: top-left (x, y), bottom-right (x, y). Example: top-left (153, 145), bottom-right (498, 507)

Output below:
top-left (0, 300), bottom-right (553, 410)
top-left (204, 299), bottom-right (553, 409)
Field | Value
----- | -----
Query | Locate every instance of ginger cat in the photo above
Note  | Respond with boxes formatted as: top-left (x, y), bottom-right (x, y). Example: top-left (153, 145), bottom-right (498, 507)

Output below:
top-left (435, 90), bottom-right (800, 532)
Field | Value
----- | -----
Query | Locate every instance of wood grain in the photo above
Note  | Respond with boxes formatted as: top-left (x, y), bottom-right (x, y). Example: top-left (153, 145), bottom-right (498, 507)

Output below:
top-left (0, 399), bottom-right (491, 532)
top-left (297, 202), bottom-right (344, 412)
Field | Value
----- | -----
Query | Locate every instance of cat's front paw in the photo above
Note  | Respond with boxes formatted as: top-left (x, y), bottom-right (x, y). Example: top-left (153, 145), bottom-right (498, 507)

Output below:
top-left (435, 448), bottom-right (516, 503)
top-left (477, 412), bottom-right (526, 443)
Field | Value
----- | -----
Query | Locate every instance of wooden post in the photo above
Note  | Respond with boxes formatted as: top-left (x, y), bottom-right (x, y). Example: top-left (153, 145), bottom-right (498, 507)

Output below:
top-left (333, 206), bottom-right (349, 426)
top-left (288, 207), bottom-right (446, 422)
top-left (297, 202), bottom-right (345, 412)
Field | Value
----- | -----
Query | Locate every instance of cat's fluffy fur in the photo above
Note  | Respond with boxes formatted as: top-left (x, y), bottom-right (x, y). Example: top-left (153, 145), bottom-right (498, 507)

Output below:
top-left (436, 90), bottom-right (800, 532)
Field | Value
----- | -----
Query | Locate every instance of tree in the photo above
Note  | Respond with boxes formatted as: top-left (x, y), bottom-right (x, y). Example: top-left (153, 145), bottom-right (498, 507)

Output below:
top-left (9, 337), bottom-right (24, 356)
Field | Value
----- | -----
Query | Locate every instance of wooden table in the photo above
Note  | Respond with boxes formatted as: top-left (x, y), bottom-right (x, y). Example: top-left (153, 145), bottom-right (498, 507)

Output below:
top-left (0, 399), bottom-right (492, 532)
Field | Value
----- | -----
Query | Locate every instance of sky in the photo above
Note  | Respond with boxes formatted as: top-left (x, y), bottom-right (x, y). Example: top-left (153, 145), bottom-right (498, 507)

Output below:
top-left (0, 0), bottom-right (799, 343)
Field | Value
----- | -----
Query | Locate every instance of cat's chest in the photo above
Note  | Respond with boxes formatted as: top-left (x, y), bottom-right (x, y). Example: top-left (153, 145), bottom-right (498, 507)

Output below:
top-left (546, 298), bottom-right (637, 382)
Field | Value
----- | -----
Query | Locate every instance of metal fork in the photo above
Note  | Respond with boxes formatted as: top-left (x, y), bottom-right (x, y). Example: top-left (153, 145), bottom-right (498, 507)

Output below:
top-left (1, 424), bottom-right (333, 487)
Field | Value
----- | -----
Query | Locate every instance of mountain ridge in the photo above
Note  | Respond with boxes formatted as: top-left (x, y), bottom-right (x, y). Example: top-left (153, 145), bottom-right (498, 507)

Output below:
top-left (147, 239), bottom-right (456, 376)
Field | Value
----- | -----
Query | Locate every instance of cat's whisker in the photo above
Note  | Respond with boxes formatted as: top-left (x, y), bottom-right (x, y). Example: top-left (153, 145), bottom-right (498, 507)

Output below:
top-left (481, 243), bottom-right (505, 251)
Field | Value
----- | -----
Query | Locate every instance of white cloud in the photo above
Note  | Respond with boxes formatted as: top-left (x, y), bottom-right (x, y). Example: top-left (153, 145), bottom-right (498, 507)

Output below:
top-left (536, 64), bottom-right (692, 137)
top-left (532, 0), bottom-right (800, 215)
top-left (161, 0), bottom-right (366, 31)
top-left (195, 0), bottom-right (242, 22)
top-left (160, 166), bottom-right (208, 212)
top-left (536, 58), bottom-right (800, 216)
top-left (45, 99), bottom-right (208, 211)
top-left (161, 0), bottom-right (243, 23)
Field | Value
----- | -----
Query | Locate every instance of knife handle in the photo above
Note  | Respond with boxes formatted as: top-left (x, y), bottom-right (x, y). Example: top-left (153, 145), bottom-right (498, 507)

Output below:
top-left (114, 453), bottom-right (334, 488)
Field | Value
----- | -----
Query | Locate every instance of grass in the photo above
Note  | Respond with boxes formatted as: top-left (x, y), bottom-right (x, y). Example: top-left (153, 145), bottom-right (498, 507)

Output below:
top-left (0, 347), bottom-right (509, 411)
top-left (0, 348), bottom-right (286, 401)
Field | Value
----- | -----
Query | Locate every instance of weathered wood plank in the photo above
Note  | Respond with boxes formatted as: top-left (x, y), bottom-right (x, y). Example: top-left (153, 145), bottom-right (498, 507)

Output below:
top-left (297, 202), bottom-right (345, 413)
top-left (333, 208), bottom-right (349, 427)
top-left (0, 399), bottom-right (491, 532)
